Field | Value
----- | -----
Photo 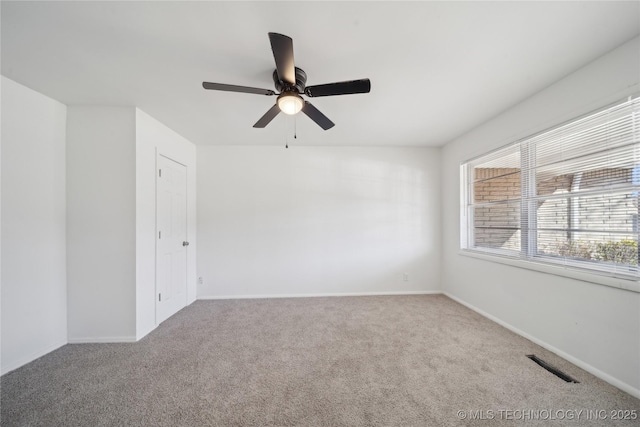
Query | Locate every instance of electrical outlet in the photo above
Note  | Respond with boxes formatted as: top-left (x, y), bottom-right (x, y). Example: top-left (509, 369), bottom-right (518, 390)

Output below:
top-left (198, 277), bottom-right (203, 285)
top-left (403, 273), bottom-right (409, 282)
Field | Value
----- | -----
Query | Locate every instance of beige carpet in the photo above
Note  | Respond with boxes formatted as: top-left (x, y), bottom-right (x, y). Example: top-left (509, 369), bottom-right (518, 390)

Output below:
top-left (1, 295), bottom-right (639, 426)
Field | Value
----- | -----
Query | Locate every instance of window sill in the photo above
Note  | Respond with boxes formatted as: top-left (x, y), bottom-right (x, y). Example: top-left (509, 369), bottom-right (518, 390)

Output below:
top-left (458, 249), bottom-right (640, 293)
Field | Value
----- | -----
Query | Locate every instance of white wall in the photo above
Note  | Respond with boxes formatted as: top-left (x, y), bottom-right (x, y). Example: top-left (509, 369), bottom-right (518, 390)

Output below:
top-left (1, 84), bottom-right (195, 363)
top-left (1, 76), bottom-right (67, 374)
top-left (135, 109), bottom-right (197, 339)
top-left (441, 37), bottom-right (640, 397)
top-left (66, 107), bottom-right (137, 342)
top-left (197, 146), bottom-right (440, 298)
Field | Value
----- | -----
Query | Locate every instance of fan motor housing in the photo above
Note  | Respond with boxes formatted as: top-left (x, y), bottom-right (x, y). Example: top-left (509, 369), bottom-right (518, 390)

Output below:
top-left (273, 67), bottom-right (307, 93)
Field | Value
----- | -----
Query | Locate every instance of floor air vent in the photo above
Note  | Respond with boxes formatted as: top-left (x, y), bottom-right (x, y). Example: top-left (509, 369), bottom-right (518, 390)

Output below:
top-left (526, 355), bottom-right (579, 383)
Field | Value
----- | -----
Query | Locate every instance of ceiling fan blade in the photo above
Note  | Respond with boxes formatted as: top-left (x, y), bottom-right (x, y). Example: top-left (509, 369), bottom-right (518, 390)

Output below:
top-left (301, 101), bottom-right (335, 130)
top-left (305, 79), bottom-right (371, 97)
top-left (268, 32), bottom-right (296, 85)
top-left (253, 104), bottom-right (281, 128)
top-left (203, 82), bottom-right (275, 96)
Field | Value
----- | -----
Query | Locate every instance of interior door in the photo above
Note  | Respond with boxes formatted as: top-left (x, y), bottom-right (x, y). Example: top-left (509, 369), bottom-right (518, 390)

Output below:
top-left (156, 154), bottom-right (188, 324)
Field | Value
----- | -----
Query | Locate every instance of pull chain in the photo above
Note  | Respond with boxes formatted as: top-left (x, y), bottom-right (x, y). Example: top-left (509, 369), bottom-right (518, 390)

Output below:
top-left (285, 116), bottom-right (297, 149)
top-left (284, 115), bottom-right (289, 148)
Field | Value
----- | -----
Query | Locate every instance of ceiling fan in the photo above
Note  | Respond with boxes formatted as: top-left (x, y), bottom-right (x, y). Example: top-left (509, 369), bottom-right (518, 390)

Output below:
top-left (202, 32), bottom-right (371, 130)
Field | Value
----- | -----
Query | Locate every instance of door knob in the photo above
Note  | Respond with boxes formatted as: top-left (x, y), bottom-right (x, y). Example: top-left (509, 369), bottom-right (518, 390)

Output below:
top-left (182, 241), bottom-right (190, 246)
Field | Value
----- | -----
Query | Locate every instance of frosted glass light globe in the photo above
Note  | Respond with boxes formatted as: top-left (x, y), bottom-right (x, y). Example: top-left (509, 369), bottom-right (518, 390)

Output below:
top-left (277, 93), bottom-right (304, 115)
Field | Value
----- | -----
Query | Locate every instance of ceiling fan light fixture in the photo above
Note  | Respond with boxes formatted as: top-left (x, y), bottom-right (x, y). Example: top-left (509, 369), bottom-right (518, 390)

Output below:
top-left (277, 92), bottom-right (304, 115)
top-left (202, 32), bottom-right (369, 130)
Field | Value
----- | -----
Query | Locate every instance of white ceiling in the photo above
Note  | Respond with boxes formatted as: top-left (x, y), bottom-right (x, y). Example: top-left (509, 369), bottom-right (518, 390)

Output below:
top-left (2, 1), bottom-right (639, 147)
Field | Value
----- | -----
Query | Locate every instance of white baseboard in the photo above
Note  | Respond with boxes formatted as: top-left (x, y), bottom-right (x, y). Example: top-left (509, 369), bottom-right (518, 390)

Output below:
top-left (67, 336), bottom-right (137, 344)
top-left (136, 324), bottom-right (157, 341)
top-left (443, 292), bottom-right (640, 400)
top-left (1, 340), bottom-right (66, 376)
top-left (198, 290), bottom-right (442, 300)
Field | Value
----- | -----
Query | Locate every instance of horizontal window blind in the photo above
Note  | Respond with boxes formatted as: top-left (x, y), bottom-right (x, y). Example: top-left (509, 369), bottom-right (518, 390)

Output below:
top-left (462, 96), bottom-right (639, 280)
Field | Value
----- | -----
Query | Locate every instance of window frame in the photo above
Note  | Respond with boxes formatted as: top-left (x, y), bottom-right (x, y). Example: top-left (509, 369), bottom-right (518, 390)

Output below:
top-left (460, 95), bottom-right (640, 293)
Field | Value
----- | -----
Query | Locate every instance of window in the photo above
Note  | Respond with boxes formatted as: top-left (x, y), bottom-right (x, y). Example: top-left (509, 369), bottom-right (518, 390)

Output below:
top-left (461, 96), bottom-right (639, 281)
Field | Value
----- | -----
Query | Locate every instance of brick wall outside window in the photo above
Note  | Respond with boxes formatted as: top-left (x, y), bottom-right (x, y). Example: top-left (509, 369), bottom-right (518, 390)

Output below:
top-left (473, 166), bottom-right (637, 265)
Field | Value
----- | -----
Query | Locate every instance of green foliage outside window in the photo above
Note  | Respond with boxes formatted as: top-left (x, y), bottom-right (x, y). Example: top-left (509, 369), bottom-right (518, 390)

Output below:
top-left (557, 239), bottom-right (638, 266)
top-left (593, 240), bottom-right (638, 266)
